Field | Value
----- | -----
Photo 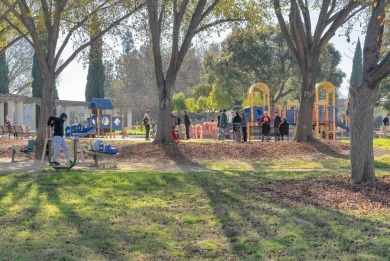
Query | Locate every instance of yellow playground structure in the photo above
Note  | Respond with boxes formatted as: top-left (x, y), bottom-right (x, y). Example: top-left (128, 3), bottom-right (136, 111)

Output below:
top-left (247, 82), bottom-right (271, 140)
top-left (244, 81), bottom-right (349, 141)
top-left (314, 81), bottom-right (336, 140)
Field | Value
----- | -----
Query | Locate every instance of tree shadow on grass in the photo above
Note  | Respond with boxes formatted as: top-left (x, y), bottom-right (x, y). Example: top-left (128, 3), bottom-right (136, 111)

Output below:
top-left (0, 171), bottom-right (173, 260)
top-left (159, 143), bottom-right (208, 171)
top-left (307, 140), bottom-right (350, 159)
top-left (185, 170), bottom-right (390, 259)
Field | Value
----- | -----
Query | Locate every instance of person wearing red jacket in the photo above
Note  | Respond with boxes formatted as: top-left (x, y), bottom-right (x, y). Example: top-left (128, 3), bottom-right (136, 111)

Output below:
top-left (259, 111), bottom-right (271, 125)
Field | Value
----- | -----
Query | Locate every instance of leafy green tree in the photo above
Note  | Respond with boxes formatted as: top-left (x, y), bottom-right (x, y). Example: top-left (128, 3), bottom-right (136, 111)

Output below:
top-left (317, 44), bottom-right (346, 89)
top-left (173, 92), bottom-right (187, 112)
top-left (0, 0), bottom-right (145, 144)
top-left (0, 52), bottom-right (9, 94)
top-left (377, 78), bottom-right (390, 111)
top-left (192, 82), bottom-right (212, 100)
top-left (197, 96), bottom-right (208, 113)
top-left (273, 0), bottom-right (366, 141)
top-left (202, 27), bottom-right (345, 108)
top-left (145, 0), bottom-right (266, 144)
top-left (349, 1), bottom-right (390, 183)
top-left (185, 98), bottom-right (197, 113)
top-left (207, 85), bottom-right (232, 112)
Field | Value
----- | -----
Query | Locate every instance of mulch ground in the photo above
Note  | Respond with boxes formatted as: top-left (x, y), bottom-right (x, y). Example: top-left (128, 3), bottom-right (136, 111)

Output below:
top-left (1, 138), bottom-right (389, 215)
top-left (267, 175), bottom-right (390, 215)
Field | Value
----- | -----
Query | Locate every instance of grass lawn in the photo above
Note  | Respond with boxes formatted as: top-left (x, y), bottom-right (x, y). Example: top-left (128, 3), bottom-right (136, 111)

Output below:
top-left (0, 168), bottom-right (389, 260)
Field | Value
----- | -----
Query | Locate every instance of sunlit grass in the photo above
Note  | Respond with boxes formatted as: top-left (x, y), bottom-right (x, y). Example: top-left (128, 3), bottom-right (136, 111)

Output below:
top-left (0, 169), bottom-right (389, 260)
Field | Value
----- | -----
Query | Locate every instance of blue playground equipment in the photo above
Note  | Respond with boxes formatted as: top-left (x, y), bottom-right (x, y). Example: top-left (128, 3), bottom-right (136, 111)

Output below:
top-left (243, 106), bottom-right (267, 122)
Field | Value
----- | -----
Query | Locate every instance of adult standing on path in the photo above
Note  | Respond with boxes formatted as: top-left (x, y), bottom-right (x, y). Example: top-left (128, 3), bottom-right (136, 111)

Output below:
top-left (47, 113), bottom-right (70, 165)
top-left (218, 109), bottom-right (228, 140)
top-left (143, 110), bottom-right (152, 140)
top-left (184, 110), bottom-right (191, 140)
top-left (273, 111), bottom-right (282, 141)
top-left (240, 109), bottom-right (248, 142)
top-left (383, 113), bottom-right (389, 138)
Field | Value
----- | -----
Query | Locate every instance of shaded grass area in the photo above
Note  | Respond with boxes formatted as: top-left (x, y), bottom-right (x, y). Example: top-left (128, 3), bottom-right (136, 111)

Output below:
top-left (0, 170), bottom-right (389, 260)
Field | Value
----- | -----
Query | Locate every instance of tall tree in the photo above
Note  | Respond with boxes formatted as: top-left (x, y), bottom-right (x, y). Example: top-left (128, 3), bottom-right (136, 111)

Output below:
top-left (349, 0), bottom-right (390, 183)
top-left (0, 0), bottom-right (145, 144)
top-left (0, 52), bottom-right (9, 94)
top-left (201, 27), bottom-right (345, 106)
top-left (273, 0), bottom-right (365, 141)
top-left (85, 15), bottom-right (105, 101)
top-left (6, 39), bottom-right (34, 95)
top-left (146, 0), bottom-right (262, 144)
top-left (350, 38), bottom-right (363, 88)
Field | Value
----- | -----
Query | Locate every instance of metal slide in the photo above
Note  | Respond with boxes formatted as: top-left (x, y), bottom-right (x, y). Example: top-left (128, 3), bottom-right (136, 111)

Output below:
top-left (335, 119), bottom-right (349, 132)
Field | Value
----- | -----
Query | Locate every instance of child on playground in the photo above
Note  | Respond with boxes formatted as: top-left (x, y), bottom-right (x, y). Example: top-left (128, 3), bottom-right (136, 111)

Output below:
top-left (172, 126), bottom-right (180, 142)
top-left (47, 113), bottom-right (71, 166)
top-left (150, 124), bottom-right (156, 139)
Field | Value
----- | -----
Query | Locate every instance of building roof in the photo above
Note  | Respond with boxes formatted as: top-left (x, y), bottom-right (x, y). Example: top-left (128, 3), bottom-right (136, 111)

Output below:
top-left (88, 98), bottom-right (113, 110)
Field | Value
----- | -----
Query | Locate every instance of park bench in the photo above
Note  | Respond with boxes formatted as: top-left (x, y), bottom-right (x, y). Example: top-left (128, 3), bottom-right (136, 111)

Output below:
top-left (11, 139), bottom-right (36, 162)
top-left (83, 149), bottom-right (118, 168)
top-left (14, 125), bottom-right (29, 139)
top-left (1, 126), bottom-right (11, 138)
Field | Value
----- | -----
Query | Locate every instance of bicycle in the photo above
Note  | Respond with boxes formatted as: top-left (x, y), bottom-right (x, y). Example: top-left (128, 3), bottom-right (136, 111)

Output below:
top-left (233, 123), bottom-right (242, 142)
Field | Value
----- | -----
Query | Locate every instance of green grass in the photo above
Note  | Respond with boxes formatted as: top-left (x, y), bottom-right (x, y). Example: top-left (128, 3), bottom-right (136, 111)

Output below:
top-left (342, 138), bottom-right (390, 150)
top-left (373, 138), bottom-right (390, 149)
top-left (0, 169), bottom-right (389, 260)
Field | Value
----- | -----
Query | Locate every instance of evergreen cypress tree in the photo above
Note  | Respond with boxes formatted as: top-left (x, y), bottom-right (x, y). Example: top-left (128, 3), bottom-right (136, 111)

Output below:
top-left (85, 16), bottom-right (105, 101)
top-left (32, 52), bottom-right (42, 128)
top-left (350, 38), bottom-right (363, 87)
top-left (85, 53), bottom-right (105, 101)
top-left (0, 53), bottom-right (10, 94)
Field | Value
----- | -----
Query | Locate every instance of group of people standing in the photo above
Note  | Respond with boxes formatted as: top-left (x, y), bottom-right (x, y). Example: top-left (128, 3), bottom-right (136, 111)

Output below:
top-left (218, 109), bottom-right (289, 142)
top-left (143, 110), bottom-right (191, 141)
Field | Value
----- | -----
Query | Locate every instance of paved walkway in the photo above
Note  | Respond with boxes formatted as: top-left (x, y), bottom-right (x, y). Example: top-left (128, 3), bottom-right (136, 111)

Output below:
top-left (1, 158), bottom-right (389, 174)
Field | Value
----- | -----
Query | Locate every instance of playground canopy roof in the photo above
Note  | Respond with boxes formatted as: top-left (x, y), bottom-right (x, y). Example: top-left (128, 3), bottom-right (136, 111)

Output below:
top-left (88, 98), bottom-right (113, 110)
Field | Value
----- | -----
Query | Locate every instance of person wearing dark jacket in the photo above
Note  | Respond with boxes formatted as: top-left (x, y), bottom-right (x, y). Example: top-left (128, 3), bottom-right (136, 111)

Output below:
top-left (383, 114), bottom-right (389, 138)
top-left (47, 113), bottom-right (70, 165)
top-left (184, 110), bottom-right (191, 139)
top-left (232, 110), bottom-right (242, 142)
top-left (261, 118), bottom-right (271, 142)
top-left (274, 111), bottom-right (282, 141)
top-left (240, 109), bottom-right (248, 142)
top-left (279, 118), bottom-right (290, 141)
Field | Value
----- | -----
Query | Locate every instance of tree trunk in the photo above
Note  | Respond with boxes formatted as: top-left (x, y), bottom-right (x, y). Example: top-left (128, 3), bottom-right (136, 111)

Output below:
top-left (294, 67), bottom-right (317, 142)
top-left (153, 81), bottom-right (175, 144)
top-left (36, 73), bottom-right (55, 144)
top-left (349, 84), bottom-right (378, 183)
